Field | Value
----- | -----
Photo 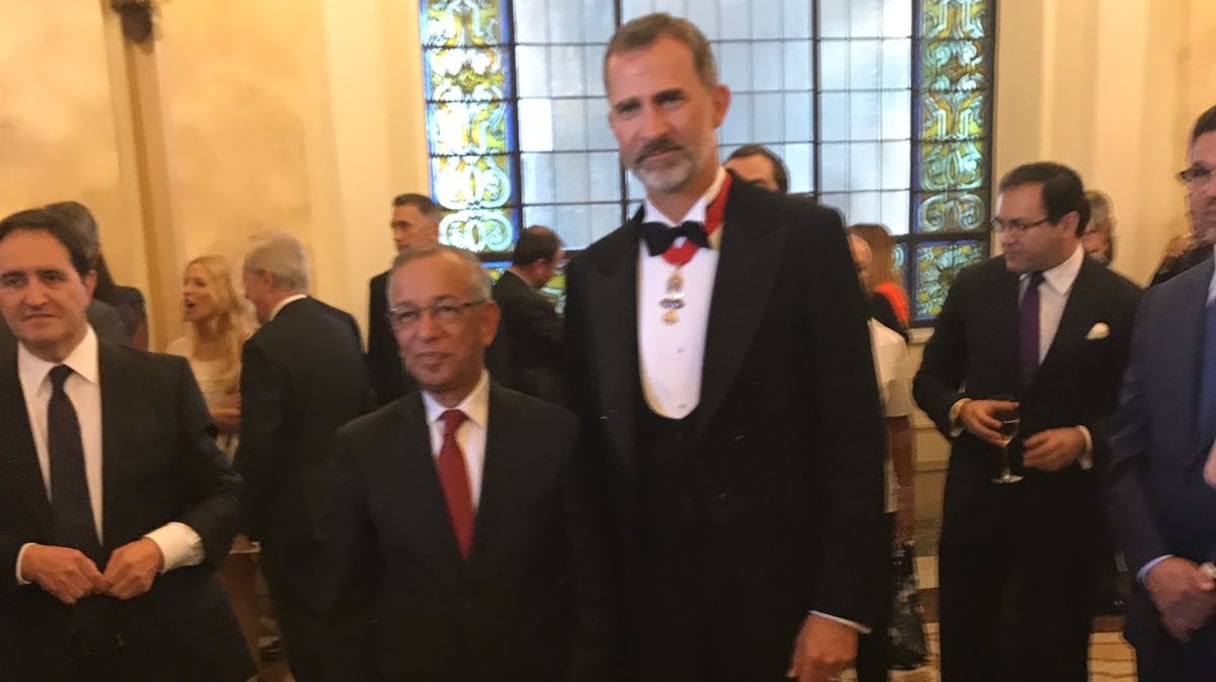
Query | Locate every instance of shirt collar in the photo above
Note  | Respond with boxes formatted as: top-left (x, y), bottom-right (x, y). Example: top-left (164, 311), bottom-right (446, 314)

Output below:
top-left (421, 370), bottom-right (491, 430)
top-left (18, 324), bottom-right (100, 392)
top-left (269, 294), bottom-right (308, 321)
top-left (642, 166), bottom-right (727, 227)
top-left (1024, 244), bottom-right (1085, 296)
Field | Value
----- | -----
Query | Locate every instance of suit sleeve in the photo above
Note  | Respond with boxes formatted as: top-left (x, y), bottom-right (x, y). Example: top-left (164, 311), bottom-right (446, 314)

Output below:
top-left (801, 207), bottom-right (888, 627)
top-left (913, 266), bottom-right (972, 436)
top-left (233, 340), bottom-right (289, 538)
top-left (1105, 294), bottom-right (1170, 576)
top-left (518, 291), bottom-right (564, 351)
top-left (366, 277), bottom-right (398, 405)
top-left (170, 356), bottom-right (243, 566)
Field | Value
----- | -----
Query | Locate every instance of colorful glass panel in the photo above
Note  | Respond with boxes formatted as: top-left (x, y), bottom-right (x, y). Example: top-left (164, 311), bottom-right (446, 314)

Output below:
top-left (918, 141), bottom-right (986, 191)
top-left (423, 0), bottom-right (518, 254)
top-left (920, 91), bottom-right (987, 140)
top-left (921, 0), bottom-right (987, 39)
top-left (913, 240), bottom-right (986, 320)
top-left (915, 191), bottom-right (987, 232)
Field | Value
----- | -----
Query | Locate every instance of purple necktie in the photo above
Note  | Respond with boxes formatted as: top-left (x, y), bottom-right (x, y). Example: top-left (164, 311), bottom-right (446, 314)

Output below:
top-left (1019, 272), bottom-right (1044, 386)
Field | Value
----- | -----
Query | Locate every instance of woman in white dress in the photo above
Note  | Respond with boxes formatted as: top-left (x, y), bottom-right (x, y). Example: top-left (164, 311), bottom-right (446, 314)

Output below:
top-left (166, 255), bottom-right (251, 458)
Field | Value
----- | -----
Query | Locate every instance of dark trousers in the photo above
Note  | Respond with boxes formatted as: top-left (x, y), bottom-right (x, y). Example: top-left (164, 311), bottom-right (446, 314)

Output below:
top-left (262, 544), bottom-right (332, 682)
top-left (938, 488), bottom-right (1097, 682)
top-left (855, 513), bottom-right (895, 682)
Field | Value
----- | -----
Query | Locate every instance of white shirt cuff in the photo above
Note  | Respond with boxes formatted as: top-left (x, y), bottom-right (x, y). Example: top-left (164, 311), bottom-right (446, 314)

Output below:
top-left (15, 542), bottom-right (34, 586)
top-left (948, 398), bottom-right (970, 438)
top-left (810, 610), bottom-right (871, 635)
top-left (1137, 555), bottom-right (1174, 585)
top-left (1076, 426), bottom-right (1094, 470)
top-left (143, 522), bottom-right (205, 574)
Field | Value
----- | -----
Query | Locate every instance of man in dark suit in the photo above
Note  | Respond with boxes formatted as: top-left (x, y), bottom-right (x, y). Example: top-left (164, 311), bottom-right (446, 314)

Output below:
top-left (565, 14), bottom-right (886, 682)
top-left (1106, 104), bottom-right (1216, 681)
top-left (914, 162), bottom-right (1141, 681)
top-left (235, 231), bottom-right (373, 681)
top-left (723, 143), bottom-right (789, 194)
top-left (326, 243), bottom-right (609, 681)
top-left (366, 193), bottom-right (441, 405)
top-left (491, 225), bottom-right (565, 403)
top-left (0, 208), bottom-right (251, 681)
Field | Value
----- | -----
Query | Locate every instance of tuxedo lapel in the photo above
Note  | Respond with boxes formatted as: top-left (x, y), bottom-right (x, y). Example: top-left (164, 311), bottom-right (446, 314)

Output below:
top-left (98, 341), bottom-right (139, 547)
top-left (585, 212), bottom-right (642, 468)
top-left (695, 180), bottom-right (784, 436)
top-left (1182, 260), bottom-right (1214, 459)
top-left (388, 395), bottom-right (466, 581)
top-left (0, 347), bottom-right (53, 536)
top-left (466, 384), bottom-right (520, 578)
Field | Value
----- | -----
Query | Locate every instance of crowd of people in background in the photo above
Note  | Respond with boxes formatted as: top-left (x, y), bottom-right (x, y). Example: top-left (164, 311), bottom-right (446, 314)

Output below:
top-left (2, 10), bottom-right (1215, 682)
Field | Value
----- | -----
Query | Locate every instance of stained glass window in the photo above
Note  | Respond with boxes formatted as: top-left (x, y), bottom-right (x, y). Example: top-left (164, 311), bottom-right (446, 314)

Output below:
top-left (420, 0), bottom-right (994, 322)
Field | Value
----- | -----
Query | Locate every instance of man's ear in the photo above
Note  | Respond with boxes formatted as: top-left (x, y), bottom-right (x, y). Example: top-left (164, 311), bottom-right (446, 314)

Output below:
top-left (83, 269), bottom-right (98, 300)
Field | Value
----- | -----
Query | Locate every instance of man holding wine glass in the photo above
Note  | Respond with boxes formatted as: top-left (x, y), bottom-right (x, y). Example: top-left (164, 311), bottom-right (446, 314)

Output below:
top-left (914, 162), bottom-right (1141, 682)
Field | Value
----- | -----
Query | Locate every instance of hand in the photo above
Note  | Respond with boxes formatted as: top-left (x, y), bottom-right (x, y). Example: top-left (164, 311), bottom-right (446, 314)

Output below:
top-left (786, 614), bottom-right (858, 682)
top-left (1145, 557), bottom-right (1216, 641)
top-left (959, 399), bottom-right (1018, 447)
top-left (895, 486), bottom-right (916, 544)
top-left (19, 544), bottom-right (103, 605)
top-left (1021, 427), bottom-right (1086, 471)
top-left (100, 538), bottom-right (164, 600)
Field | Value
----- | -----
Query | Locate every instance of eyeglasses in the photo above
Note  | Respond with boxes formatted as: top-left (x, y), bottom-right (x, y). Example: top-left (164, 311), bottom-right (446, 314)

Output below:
top-left (388, 299), bottom-right (485, 328)
top-left (1179, 165), bottom-right (1215, 187)
top-left (991, 217), bottom-right (1052, 233)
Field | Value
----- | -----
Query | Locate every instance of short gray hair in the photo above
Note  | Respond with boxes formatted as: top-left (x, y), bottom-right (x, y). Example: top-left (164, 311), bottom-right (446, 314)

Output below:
top-left (244, 230), bottom-right (310, 292)
top-left (386, 243), bottom-right (491, 302)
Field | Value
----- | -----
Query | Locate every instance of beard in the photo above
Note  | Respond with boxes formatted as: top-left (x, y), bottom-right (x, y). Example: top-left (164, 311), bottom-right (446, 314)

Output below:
top-left (628, 137), bottom-right (704, 194)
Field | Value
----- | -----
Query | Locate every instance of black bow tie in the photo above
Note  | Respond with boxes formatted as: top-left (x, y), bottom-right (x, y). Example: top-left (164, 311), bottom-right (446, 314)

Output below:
top-left (641, 221), bottom-right (709, 257)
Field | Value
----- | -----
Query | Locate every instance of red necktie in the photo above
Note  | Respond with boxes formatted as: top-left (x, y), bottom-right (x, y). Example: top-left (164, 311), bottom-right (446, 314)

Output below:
top-left (437, 409), bottom-right (475, 558)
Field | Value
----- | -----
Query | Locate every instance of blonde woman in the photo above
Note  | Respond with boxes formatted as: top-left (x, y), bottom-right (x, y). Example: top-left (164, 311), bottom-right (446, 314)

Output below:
top-left (166, 255), bottom-right (251, 457)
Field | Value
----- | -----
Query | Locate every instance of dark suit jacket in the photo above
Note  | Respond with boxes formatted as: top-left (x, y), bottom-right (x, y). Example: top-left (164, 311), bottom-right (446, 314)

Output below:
top-left (366, 271), bottom-right (414, 405)
top-left (326, 384), bottom-right (610, 682)
top-left (235, 296), bottom-right (373, 551)
top-left (491, 270), bottom-right (564, 403)
top-left (1107, 258), bottom-right (1216, 671)
top-left (915, 256), bottom-right (1140, 530)
top-left (565, 176), bottom-right (888, 673)
top-left (0, 340), bottom-right (251, 682)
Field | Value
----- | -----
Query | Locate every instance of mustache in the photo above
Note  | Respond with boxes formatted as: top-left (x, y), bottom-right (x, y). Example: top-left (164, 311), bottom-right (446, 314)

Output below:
top-left (636, 137), bottom-right (682, 162)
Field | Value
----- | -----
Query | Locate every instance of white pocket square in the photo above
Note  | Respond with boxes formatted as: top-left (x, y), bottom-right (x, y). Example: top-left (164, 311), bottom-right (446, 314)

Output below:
top-left (1086, 322), bottom-right (1110, 340)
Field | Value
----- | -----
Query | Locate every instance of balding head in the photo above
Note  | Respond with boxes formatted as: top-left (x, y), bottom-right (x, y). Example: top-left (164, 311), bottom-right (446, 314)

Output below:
top-left (848, 234), bottom-right (872, 291)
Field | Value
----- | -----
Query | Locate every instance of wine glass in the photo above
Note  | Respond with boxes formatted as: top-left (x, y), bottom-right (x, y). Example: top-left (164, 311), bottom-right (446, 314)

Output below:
top-left (990, 395), bottom-right (1023, 484)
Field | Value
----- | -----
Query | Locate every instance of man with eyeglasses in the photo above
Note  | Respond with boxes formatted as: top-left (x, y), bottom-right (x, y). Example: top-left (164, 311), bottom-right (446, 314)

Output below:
top-left (1148, 145), bottom-right (1216, 287)
top-left (1107, 104), bottom-right (1216, 681)
top-left (234, 231), bottom-right (374, 681)
top-left (324, 243), bottom-right (609, 681)
top-left (914, 162), bottom-right (1141, 681)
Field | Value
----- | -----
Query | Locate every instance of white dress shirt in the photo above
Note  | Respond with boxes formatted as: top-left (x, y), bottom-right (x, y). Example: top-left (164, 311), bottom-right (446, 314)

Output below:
top-left (1020, 244), bottom-right (1085, 363)
top-left (638, 166), bottom-right (727, 419)
top-left (421, 370), bottom-right (491, 509)
top-left (15, 327), bottom-right (203, 583)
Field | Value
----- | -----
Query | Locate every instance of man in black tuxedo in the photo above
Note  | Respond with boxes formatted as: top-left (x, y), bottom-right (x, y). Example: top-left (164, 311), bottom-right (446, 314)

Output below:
top-left (1106, 104), bottom-right (1216, 681)
top-left (914, 162), bottom-right (1141, 681)
top-left (724, 143), bottom-right (789, 194)
top-left (0, 209), bottom-right (251, 681)
top-left (491, 225), bottom-right (565, 403)
top-left (235, 231), bottom-right (373, 681)
top-left (366, 193), bottom-right (441, 405)
top-left (565, 14), bottom-right (886, 682)
top-left (326, 244), bottom-right (609, 681)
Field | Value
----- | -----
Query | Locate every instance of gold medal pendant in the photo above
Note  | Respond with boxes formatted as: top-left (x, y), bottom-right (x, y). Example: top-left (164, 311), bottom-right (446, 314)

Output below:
top-left (660, 267), bottom-right (686, 325)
